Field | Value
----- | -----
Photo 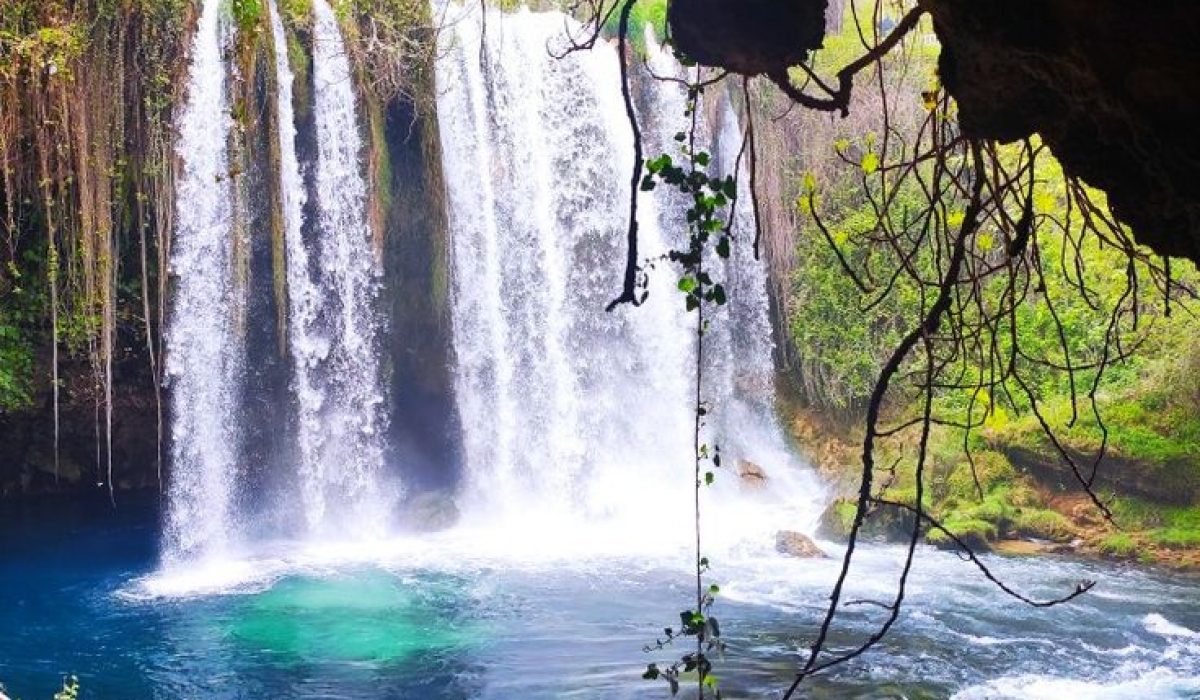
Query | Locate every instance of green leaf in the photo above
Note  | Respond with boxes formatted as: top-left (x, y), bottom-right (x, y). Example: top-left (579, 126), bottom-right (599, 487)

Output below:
top-left (678, 276), bottom-right (698, 293)
top-left (802, 171), bottom-right (817, 194)
top-left (716, 237), bottom-right (730, 259)
top-left (711, 284), bottom-right (727, 306)
top-left (643, 664), bottom-right (660, 680)
top-left (861, 151), bottom-right (879, 175)
top-left (705, 471), bottom-right (714, 485)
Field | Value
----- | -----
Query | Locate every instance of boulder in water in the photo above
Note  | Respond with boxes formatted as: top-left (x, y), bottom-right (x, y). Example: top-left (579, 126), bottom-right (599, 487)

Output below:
top-left (775, 530), bottom-right (826, 558)
top-left (738, 459), bottom-right (768, 489)
top-left (399, 491), bottom-right (460, 533)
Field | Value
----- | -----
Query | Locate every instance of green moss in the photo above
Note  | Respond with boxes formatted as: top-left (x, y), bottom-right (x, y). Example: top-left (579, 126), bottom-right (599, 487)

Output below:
top-left (1099, 533), bottom-right (1137, 557)
top-left (926, 518), bottom-right (996, 549)
top-left (961, 488), bottom-right (1017, 524)
top-left (1012, 508), bottom-right (1075, 542)
top-left (281, 0), bottom-right (313, 26)
top-left (942, 450), bottom-right (1017, 500)
top-left (367, 99), bottom-right (394, 217)
top-left (1149, 528), bottom-right (1200, 549)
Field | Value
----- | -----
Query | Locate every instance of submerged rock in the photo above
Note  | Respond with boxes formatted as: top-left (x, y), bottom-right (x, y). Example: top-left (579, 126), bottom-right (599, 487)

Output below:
top-left (775, 530), bottom-right (826, 558)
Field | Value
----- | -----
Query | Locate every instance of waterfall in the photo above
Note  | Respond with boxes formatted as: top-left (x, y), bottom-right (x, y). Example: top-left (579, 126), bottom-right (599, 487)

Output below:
top-left (435, 5), bottom-right (820, 541)
top-left (163, 0), bottom-right (393, 567)
top-left (163, 0), bottom-right (240, 563)
top-left (302, 0), bottom-right (394, 536)
top-left (436, 5), bottom-right (695, 525)
top-left (162, 0), bottom-right (817, 570)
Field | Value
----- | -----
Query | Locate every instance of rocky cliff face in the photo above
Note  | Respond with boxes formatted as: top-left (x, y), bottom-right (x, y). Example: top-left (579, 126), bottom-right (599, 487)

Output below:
top-left (926, 0), bottom-right (1200, 265)
top-left (667, 0), bottom-right (1200, 267)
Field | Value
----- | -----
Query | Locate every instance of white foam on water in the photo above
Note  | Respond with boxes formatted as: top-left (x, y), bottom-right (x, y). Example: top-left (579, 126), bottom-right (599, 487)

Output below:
top-left (952, 669), bottom-right (1200, 700)
top-left (1145, 613), bottom-right (1199, 639)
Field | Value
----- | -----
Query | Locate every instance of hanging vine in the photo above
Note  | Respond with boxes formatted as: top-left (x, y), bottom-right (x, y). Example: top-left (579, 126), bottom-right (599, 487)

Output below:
top-left (0, 0), bottom-right (189, 495)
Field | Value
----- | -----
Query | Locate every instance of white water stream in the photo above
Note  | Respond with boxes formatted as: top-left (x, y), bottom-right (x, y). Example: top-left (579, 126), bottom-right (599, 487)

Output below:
top-left (163, 0), bottom-right (240, 564)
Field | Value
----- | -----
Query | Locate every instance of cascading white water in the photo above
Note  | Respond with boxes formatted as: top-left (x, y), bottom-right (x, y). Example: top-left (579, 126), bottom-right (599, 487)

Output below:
top-left (302, 0), bottom-right (394, 536)
top-left (437, 5), bottom-right (695, 526)
top-left (163, 0), bottom-right (815, 573)
top-left (162, 0), bottom-right (393, 570)
top-left (163, 0), bottom-right (240, 564)
top-left (436, 5), bottom-right (822, 544)
top-left (268, 0), bottom-right (325, 534)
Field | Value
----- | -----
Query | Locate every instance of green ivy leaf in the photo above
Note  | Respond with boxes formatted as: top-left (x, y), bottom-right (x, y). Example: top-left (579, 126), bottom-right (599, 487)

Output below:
top-left (716, 237), bottom-right (730, 259)
top-left (711, 284), bottom-right (727, 306)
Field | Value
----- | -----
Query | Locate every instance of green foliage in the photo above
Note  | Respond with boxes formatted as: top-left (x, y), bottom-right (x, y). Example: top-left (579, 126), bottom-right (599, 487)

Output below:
top-left (281, 0), bottom-right (313, 26)
top-left (600, 0), bottom-right (667, 54)
top-left (941, 450), bottom-right (1016, 502)
top-left (0, 312), bottom-right (35, 412)
top-left (1110, 497), bottom-right (1200, 536)
top-left (232, 0), bottom-right (264, 32)
top-left (638, 63), bottom-right (736, 700)
top-left (0, 2), bottom-right (86, 78)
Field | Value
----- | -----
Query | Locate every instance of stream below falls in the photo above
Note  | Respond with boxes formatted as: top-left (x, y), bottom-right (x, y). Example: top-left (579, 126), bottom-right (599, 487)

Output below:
top-left (2, 498), bottom-right (1199, 700)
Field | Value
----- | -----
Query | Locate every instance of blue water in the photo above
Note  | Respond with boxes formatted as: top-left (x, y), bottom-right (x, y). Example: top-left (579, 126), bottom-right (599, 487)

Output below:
top-left (3, 497), bottom-right (1200, 700)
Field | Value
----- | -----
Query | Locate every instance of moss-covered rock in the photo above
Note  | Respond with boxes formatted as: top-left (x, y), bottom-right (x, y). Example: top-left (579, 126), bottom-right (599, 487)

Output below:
top-left (816, 495), bottom-right (921, 542)
top-left (1012, 508), bottom-right (1076, 542)
top-left (926, 518), bottom-right (996, 552)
